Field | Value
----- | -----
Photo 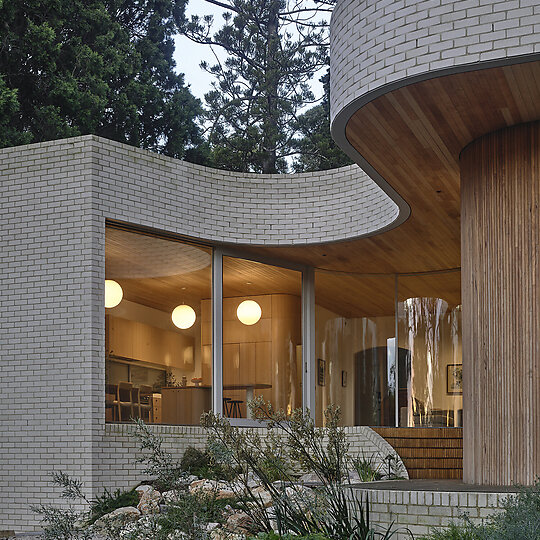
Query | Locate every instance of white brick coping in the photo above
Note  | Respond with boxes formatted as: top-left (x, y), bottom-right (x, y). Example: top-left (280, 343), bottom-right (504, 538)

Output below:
top-left (0, 135), bottom-right (408, 246)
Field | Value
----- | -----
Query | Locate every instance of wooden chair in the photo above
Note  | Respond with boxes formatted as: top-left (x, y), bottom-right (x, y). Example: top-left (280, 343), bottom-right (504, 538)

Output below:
top-left (118, 381), bottom-right (134, 421)
top-left (229, 400), bottom-right (243, 418)
top-left (138, 385), bottom-right (153, 423)
top-left (105, 383), bottom-right (118, 421)
top-left (223, 397), bottom-right (232, 417)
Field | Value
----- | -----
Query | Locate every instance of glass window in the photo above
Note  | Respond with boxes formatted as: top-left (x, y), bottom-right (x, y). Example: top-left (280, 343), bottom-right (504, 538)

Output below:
top-left (222, 256), bottom-right (302, 420)
top-left (397, 271), bottom-right (462, 427)
top-left (315, 272), bottom-right (396, 426)
top-left (315, 269), bottom-right (462, 428)
top-left (105, 226), bottom-right (212, 425)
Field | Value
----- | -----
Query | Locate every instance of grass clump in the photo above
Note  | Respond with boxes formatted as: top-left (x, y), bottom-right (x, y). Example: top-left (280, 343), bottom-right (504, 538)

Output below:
top-left (87, 487), bottom-right (139, 524)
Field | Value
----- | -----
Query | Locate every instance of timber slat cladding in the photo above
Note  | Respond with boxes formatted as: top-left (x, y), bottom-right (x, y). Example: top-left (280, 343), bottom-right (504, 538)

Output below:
top-left (373, 427), bottom-right (463, 480)
top-left (461, 121), bottom-right (540, 485)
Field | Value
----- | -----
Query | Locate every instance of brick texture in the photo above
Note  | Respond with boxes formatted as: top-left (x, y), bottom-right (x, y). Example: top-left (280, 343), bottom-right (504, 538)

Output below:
top-left (330, 0), bottom-right (540, 125)
top-left (0, 136), bottom-right (401, 531)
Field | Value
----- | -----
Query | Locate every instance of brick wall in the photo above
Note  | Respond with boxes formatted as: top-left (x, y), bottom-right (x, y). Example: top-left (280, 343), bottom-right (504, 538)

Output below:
top-left (354, 487), bottom-right (510, 538)
top-left (330, 0), bottom-right (540, 125)
top-left (0, 136), bottom-right (402, 531)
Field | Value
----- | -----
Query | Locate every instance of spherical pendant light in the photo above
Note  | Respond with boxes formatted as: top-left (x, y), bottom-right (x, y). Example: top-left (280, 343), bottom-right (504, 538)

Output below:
top-left (237, 300), bottom-right (262, 326)
top-left (105, 280), bottom-right (123, 308)
top-left (172, 304), bottom-right (196, 329)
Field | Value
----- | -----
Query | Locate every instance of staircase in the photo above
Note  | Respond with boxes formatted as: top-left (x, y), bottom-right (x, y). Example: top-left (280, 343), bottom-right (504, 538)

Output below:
top-left (372, 427), bottom-right (463, 479)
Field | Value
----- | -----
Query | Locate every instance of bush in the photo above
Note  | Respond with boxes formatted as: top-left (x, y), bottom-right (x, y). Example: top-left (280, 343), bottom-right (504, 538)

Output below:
top-left (88, 487), bottom-right (139, 524)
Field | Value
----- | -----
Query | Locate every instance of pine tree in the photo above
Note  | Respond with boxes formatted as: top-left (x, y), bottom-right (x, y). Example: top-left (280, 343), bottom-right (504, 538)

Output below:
top-left (185, 0), bottom-right (333, 173)
top-left (292, 71), bottom-right (353, 172)
top-left (0, 0), bottom-right (205, 160)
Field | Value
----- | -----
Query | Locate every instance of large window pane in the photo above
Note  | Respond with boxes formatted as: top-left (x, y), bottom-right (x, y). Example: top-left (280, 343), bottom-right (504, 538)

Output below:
top-left (315, 272), bottom-right (396, 426)
top-left (105, 226), bottom-right (212, 425)
top-left (397, 271), bottom-right (462, 427)
top-left (222, 257), bottom-right (302, 419)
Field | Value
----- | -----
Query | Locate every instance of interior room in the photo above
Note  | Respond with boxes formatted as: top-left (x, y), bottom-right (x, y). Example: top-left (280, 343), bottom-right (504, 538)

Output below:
top-left (104, 225), bottom-right (462, 428)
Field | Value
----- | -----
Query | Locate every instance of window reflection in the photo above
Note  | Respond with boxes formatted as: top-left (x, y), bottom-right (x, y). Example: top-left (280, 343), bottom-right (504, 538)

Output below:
top-left (315, 270), bottom-right (462, 428)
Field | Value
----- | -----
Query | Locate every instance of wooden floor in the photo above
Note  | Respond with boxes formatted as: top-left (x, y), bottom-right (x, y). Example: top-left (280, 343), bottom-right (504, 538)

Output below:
top-left (373, 427), bottom-right (463, 480)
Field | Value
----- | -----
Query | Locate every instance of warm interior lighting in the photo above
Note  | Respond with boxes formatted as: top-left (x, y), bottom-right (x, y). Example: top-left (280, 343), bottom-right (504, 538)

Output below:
top-left (105, 280), bottom-right (123, 308)
top-left (172, 304), bottom-right (196, 329)
top-left (237, 300), bottom-right (262, 325)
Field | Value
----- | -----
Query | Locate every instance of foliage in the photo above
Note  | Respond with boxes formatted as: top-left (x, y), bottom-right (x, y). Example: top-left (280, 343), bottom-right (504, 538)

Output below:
top-left (88, 488), bottom-right (139, 525)
top-left (292, 71), bottom-right (353, 172)
top-left (185, 0), bottom-right (334, 173)
top-left (201, 397), bottom-right (402, 539)
top-left (0, 0), bottom-right (204, 160)
top-left (352, 454), bottom-right (384, 483)
top-left (131, 418), bottom-right (186, 491)
top-left (180, 445), bottom-right (237, 480)
top-left (352, 452), bottom-right (405, 482)
top-left (422, 480), bottom-right (540, 540)
top-left (31, 472), bottom-right (94, 540)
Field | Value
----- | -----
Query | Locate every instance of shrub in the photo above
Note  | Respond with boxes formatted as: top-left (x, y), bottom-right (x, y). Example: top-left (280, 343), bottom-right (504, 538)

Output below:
top-left (200, 397), bottom-right (402, 539)
top-left (88, 487), bottom-right (139, 524)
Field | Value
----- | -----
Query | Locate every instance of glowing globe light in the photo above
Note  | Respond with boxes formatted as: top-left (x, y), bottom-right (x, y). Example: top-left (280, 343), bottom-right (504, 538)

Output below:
top-left (172, 304), bottom-right (196, 329)
top-left (105, 280), bottom-right (123, 308)
top-left (237, 300), bottom-right (262, 326)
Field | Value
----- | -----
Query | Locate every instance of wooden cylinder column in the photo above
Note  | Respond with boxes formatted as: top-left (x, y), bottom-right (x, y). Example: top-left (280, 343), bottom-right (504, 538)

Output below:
top-left (461, 121), bottom-right (540, 485)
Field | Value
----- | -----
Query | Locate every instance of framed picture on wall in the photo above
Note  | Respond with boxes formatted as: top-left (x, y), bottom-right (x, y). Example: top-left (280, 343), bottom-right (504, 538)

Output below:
top-left (341, 370), bottom-right (347, 387)
top-left (317, 358), bottom-right (325, 386)
top-left (447, 364), bottom-right (463, 395)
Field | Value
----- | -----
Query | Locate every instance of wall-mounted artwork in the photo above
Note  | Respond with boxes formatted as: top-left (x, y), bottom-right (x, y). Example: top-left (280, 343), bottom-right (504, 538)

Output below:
top-left (317, 358), bottom-right (325, 386)
top-left (447, 364), bottom-right (463, 395)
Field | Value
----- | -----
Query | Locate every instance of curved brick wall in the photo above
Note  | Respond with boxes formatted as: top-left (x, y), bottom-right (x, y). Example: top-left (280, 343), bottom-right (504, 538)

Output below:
top-left (330, 0), bottom-right (540, 126)
top-left (91, 137), bottom-right (399, 245)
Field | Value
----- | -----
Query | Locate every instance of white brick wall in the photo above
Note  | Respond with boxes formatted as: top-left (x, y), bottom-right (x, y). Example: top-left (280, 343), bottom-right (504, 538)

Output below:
top-left (353, 486), bottom-right (511, 538)
top-left (330, 0), bottom-right (540, 126)
top-left (0, 136), bottom-right (402, 531)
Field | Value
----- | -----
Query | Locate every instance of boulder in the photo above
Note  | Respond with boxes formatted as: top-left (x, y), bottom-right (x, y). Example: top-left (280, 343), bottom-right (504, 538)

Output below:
top-left (225, 510), bottom-right (252, 533)
top-left (189, 479), bottom-right (240, 500)
top-left (137, 486), bottom-right (161, 514)
top-left (92, 506), bottom-right (141, 532)
top-left (249, 485), bottom-right (273, 508)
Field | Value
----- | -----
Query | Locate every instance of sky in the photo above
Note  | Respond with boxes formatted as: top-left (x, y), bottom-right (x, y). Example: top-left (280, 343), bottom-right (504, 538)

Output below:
top-left (173, 0), bottom-right (227, 102)
top-left (173, 0), bottom-right (326, 105)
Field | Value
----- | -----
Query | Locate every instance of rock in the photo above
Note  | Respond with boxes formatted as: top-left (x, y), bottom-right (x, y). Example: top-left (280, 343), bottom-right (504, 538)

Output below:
top-left (225, 510), bottom-right (252, 533)
top-left (189, 479), bottom-right (240, 500)
top-left (162, 489), bottom-right (183, 503)
top-left (284, 484), bottom-right (315, 510)
top-left (249, 485), bottom-right (273, 508)
top-left (135, 484), bottom-right (154, 497)
top-left (92, 506), bottom-right (141, 532)
top-left (206, 522), bottom-right (220, 532)
top-left (298, 472), bottom-right (320, 483)
top-left (137, 487), bottom-right (161, 514)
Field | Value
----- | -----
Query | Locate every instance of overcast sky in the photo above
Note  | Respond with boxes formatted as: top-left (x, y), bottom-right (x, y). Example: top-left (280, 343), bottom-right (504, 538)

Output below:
top-left (173, 0), bottom-right (326, 105)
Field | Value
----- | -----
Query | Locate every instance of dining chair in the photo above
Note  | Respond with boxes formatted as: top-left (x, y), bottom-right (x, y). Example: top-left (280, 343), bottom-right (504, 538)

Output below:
top-left (105, 383), bottom-right (119, 421)
top-left (139, 385), bottom-right (153, 422)
top-left (118, 381), bottom-right (134, 421)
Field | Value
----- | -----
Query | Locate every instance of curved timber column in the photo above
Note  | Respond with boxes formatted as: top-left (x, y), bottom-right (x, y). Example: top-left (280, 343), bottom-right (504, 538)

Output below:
top-left (461, 121), bottom-right (540, 485)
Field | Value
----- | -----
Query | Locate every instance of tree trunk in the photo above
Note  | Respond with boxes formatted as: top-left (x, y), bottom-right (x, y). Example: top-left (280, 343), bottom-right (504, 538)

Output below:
top-left (261, 0), bottom-right (280, 174)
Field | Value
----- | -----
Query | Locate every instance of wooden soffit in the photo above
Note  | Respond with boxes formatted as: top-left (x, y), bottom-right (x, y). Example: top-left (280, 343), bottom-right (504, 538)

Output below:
top-left (243, 59), bottom-right (540, 275)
